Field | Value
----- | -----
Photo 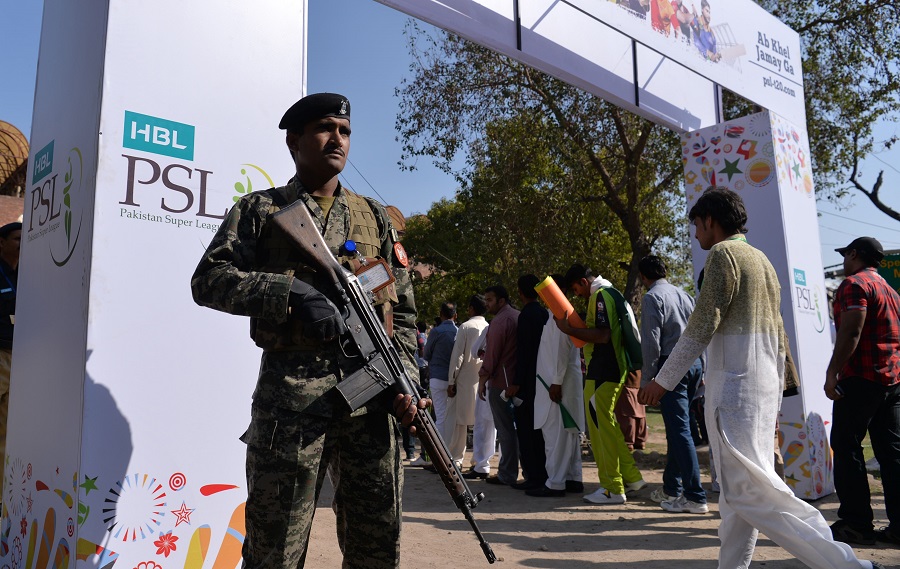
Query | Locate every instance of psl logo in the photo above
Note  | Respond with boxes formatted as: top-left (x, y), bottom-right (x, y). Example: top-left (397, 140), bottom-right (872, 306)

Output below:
top-left (811, 285), bottom-right (826, 333)
top-left (27, 142), bottom-right (84, 267)
top-left (793, 267), bottom-right (826, 333)
top-left (233, 164), bottom-right (275, 202)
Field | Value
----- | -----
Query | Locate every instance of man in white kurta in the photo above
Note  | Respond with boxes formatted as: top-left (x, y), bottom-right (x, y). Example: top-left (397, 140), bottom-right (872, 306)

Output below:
top-left (448, 295), bottom-right (495, 476)
top-left (527, 310), bottom-right (585, 497)
top-left (639, 188), bottom-right (877, 569)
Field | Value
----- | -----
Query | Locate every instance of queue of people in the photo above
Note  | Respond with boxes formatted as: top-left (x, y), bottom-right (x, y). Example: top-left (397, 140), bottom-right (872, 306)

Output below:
top-left (406, 189), bottom-right (896, 569)
top-left (187, 91), bottom-right (893, 569)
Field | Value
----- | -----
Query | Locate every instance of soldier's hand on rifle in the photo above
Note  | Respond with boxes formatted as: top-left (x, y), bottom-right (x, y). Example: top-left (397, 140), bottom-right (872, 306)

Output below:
top-left (393, 393), bottom-right (430, 434)
top-left (288, 279), bottom-right (347, 341)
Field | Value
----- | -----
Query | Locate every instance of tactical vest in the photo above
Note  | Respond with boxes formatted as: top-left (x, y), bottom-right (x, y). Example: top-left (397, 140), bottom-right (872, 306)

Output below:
top-left (250, 185), bottom-right (397, 351)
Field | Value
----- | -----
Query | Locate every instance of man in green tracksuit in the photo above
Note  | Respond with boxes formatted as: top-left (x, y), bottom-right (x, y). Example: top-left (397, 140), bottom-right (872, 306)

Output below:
top-left (555, 264), bottom-right (646, 504)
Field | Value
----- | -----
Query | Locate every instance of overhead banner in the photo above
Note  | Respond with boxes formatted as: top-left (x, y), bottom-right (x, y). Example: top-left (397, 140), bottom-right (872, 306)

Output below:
top-left (683, 111), bottom-right (833, 499)
top-left (377, 0), bottom-right (804, 131)
top-left (4, 2), bottom-right (305, 569)
top-left (377, 0), bottom-right (716, 131)
top-left (560, 0), bottom-right (805, 123)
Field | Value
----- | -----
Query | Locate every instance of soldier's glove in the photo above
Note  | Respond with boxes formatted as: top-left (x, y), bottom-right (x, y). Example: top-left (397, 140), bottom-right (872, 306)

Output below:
top-left (288, 279), bottom-right (347, 341)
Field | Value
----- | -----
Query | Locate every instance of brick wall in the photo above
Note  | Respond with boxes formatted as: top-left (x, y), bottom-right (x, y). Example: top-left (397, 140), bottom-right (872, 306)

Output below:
top-left (0, 195), bottom-right (24, 226)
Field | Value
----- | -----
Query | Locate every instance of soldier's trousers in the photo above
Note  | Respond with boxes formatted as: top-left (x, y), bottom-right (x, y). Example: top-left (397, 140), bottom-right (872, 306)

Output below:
top-left (241, 404), bottom-right (402, 569)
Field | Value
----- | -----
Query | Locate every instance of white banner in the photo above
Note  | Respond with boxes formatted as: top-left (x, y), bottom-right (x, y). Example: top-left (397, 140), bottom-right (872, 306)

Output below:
top-left (4, 2), bottom-right (305, 569)
top-left (377, 0), bottom-right (805, 131)
top-left (682, 111), bottom-right (833, 499)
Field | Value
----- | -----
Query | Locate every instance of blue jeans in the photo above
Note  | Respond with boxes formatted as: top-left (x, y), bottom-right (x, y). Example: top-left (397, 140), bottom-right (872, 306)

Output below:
top-left (659, 358), bottom-right (706, 504)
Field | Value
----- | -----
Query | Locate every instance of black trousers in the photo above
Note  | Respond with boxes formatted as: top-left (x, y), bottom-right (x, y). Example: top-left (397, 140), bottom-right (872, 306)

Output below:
top-left (514, 389), bottom-right (547, 485)
top-left (831, 376), bottom-right (900, 531)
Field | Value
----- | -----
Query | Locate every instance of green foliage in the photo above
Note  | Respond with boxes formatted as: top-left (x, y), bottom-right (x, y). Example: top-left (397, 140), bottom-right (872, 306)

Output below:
top-left (396, 27), bottom-right (692, 309)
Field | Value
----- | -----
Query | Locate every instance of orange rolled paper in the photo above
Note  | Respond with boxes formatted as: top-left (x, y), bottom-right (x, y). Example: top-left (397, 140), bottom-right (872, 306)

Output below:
top-left (534, 276), bottom-right (587, 348)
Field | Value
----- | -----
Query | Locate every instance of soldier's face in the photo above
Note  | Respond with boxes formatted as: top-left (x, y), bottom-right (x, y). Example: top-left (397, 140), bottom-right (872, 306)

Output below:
top-left (289, 117), bottom-right (351, 179)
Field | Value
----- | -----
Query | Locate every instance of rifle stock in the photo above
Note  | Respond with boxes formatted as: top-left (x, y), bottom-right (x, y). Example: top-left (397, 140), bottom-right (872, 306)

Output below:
top-left (271, 199), bottom-right (496, 564)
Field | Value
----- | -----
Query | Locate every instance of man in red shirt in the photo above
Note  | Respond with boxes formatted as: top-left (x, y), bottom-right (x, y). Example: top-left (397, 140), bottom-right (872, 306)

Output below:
top-left (826, 236), bottom-right (900, 548)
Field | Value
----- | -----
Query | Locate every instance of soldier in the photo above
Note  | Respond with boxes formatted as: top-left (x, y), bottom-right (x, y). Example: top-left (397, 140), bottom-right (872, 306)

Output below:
top-left (191, 93), bottom-right (421, 569)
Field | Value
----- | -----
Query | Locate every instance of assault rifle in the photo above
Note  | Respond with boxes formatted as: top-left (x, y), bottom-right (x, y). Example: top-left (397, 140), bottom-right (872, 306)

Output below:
top-left (271, 200), bottom-right (496, 564)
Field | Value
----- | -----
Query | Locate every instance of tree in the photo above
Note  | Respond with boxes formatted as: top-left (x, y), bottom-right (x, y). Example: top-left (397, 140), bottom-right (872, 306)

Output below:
top-left (752, 0), bottom-right (900, 212)
top-left (396, 27), bottom-right (689, 308)
top-left (403, 113), bottom-right (636, 318)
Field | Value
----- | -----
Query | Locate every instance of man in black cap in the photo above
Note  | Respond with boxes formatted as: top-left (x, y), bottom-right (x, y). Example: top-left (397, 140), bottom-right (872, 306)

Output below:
top-left (191, 93), bottom-right (421, 568)
top-left (827, 236), bottom-right (900, 548)
top-left (0, 221), bottom-right (20, 498)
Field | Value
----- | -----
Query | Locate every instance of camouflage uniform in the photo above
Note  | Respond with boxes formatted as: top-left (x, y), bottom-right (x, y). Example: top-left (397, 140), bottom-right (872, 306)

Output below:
top-left (191, 179), bottom-right (417, 569)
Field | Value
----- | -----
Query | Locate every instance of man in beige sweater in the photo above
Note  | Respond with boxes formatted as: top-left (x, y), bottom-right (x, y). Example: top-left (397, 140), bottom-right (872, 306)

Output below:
top-left (639, 188), bottom-right (879, 569)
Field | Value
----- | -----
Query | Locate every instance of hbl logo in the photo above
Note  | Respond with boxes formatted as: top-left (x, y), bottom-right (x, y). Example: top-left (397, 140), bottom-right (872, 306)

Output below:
top-left (123, 111), bottom-right (195, 161)
top-left (32, 141), bottom-right (54, 184)
top-left (793, 268), bottom-right (806, 286)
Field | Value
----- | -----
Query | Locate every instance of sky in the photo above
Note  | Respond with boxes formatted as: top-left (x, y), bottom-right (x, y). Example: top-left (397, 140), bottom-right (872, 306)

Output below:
top-left (2, 0), bottom-right (900, 270)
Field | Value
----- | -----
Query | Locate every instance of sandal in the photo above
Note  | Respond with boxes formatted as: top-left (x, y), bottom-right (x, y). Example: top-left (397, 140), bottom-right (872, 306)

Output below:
top-left (875, 526), bottom-right (900, 548)
top-left (831, 520), bottom-right (876, 546)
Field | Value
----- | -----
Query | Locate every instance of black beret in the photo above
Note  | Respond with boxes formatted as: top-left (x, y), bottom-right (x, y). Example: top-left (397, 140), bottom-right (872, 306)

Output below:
top-left (279, 93), bottom-right (350, 131)
top-left (0, 222), bottom-right (21, 238)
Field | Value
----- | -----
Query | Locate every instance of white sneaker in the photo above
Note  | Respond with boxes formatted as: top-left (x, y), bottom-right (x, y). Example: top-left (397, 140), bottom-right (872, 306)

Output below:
top-left (409, 455), bottom-right (431, 467)
top-left (625, 479), bottom-right (647, 493)
top-left (661, 495), bottom-right (709, 514)
top-left (650, 488), bottom-right (679, 503)
top-left (583, 488), bottom-right (626, 504)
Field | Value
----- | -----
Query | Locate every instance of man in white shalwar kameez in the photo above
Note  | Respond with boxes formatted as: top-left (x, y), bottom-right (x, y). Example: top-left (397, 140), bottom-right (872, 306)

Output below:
top-left (448, 295), bottom-right (495, 476)
top-left (527, 308), bottom-right (585, 497)
top-left (639, 188), bottom-right (880, 569)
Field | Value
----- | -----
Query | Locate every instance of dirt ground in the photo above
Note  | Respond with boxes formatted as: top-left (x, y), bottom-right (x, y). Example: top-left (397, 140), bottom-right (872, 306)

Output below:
top-left (304, 429), bottom-right (897, 568)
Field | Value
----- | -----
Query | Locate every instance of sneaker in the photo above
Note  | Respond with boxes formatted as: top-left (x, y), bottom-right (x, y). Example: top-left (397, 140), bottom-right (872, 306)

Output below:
top-left (650, 488), bottom-right (679, 503)
top-left (831, 520), bottom-right (876, 546)
top-left (869, 562), bottom-right (885, 569)
top-left (661, 495), bottom-right (709, 514)
top-left (583, 488), bottom-right (626, 504)
top-left (409, 455), bottom-right (431, 467)
top-left (625, 479), bottom-right (647, 494)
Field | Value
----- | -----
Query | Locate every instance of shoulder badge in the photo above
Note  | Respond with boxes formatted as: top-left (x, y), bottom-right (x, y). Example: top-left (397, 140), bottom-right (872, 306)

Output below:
top-left (393, 242), bottom-right (409, 267)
